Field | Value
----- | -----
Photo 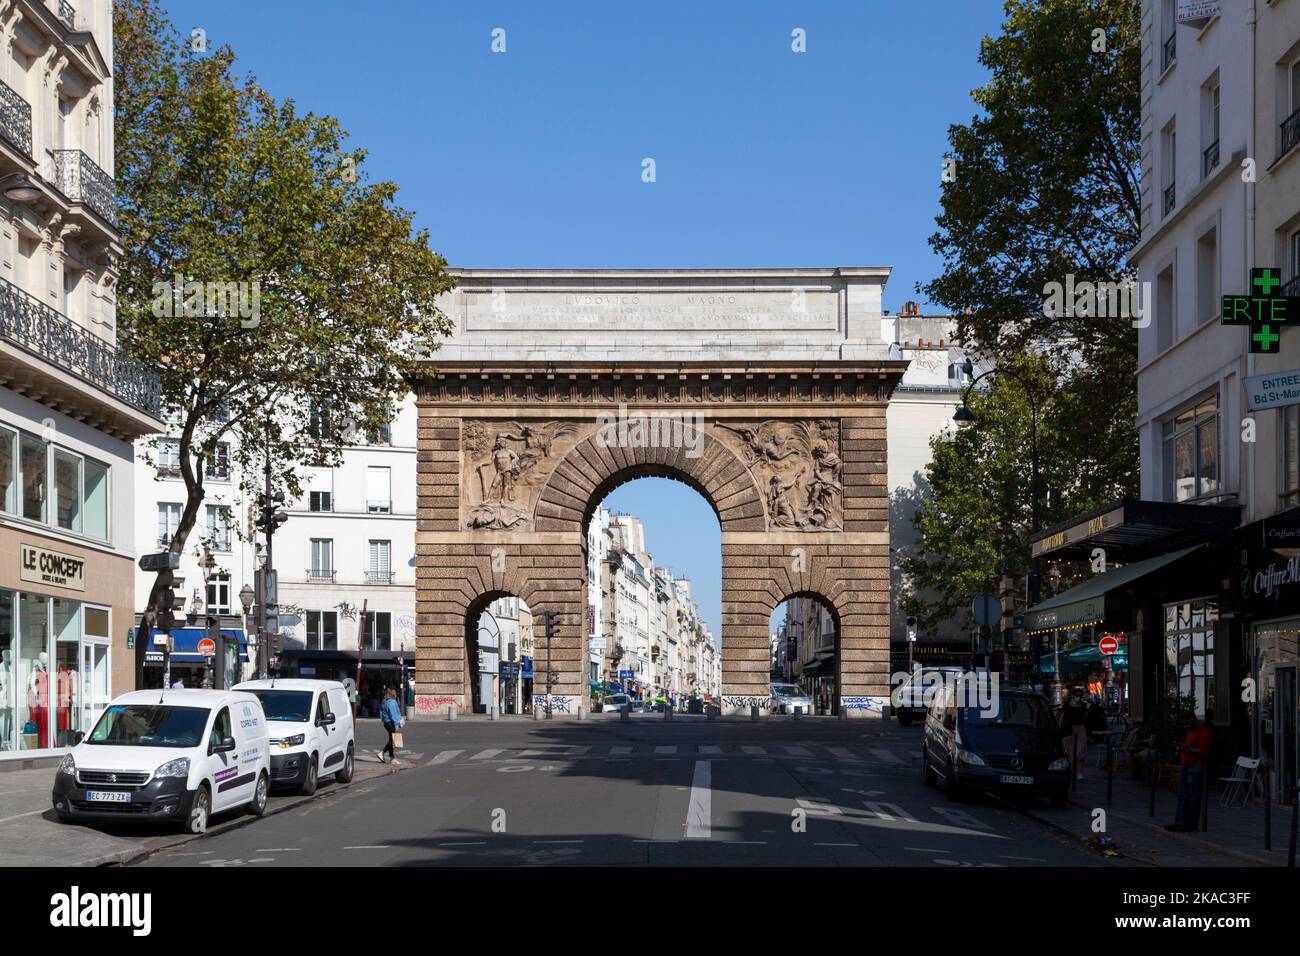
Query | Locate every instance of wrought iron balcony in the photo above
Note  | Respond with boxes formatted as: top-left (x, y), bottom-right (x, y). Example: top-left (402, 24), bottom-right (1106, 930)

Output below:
top-left (365, 571), bottom-right (394, 585)
top-left (1282, 106), bottom-right (1300, 162)
top-left (51, 149), bottom-right (117, 227)
top-left (1161, 32), bottom-right (1176, 72)
top-left (1283, 274), bottom-right (1300, 298)
top-left (1202, 139), bottom-right (1219, 178)
top-left (1162, 182), bottom-right (1175, 217)
top-left (0, 274), bottom-right (161, 416)
top-left (57, 0), bottom-right (76, 30)
top-left (306, 569), bottom-right (336, 583)
top-left (0, 79), bottom-right (31, 156)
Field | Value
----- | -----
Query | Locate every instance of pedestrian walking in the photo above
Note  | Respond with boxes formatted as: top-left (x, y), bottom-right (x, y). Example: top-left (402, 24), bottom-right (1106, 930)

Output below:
top-left (1166, 713), bottom-right (1213, 832)
top-left (376, 688), bottom-right (403, 765)
top-left (1058, 688), bottom-right (1089, 782)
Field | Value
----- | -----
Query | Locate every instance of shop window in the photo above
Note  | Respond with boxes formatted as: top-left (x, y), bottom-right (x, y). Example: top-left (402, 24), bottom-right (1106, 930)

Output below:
top-left (365, 611), bottom-right (392, 651)
top-left (1163, 597), bottom-right (1218, 721)
top-left (0, 591), bottom-right (12, 751)
top-left (83, 459), bottom-right (108, 540)
top-left (1162, 394), bottom-right (1219, 502)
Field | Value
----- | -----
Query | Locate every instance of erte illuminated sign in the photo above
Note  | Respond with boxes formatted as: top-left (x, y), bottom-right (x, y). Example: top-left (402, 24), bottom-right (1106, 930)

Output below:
top-left (1221, 268), bottom-right (1300, 354)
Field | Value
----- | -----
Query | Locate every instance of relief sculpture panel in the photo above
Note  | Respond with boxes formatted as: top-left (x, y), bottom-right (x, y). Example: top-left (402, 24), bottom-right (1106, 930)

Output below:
top-left (461, 421), bottom-right (582, 530)
top-left (715, 420), bottom-right (842, 530)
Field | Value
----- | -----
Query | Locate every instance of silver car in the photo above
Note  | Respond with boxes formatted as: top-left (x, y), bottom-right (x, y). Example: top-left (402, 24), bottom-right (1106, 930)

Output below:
top-left (770, 682), bottom-right (815, 715)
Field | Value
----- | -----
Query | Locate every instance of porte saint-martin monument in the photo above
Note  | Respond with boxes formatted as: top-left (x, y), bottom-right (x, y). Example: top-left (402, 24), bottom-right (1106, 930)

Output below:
top-left (411, 268), bottom-right (908, 718)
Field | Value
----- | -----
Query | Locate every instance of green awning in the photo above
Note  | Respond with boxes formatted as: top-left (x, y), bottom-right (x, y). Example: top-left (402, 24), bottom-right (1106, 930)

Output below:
top-left (1026, 544), bottom-right (1203, 634)
top-left (1039, 643), bottom-right (1127, 674)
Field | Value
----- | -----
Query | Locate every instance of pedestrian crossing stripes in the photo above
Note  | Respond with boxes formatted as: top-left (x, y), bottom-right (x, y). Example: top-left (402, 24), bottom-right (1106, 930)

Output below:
top-left (440, 743), bottom-right (917, 764)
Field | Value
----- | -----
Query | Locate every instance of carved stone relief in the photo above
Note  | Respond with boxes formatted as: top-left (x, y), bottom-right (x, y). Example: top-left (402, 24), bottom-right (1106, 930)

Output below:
top-left (714, 420), bottom-right (842, 530)
top-left (461, 421), bottom-right (581, 530)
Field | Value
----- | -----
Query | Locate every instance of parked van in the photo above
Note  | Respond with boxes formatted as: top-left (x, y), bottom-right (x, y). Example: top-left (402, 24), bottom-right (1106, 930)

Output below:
top-left (233, 679), bottom-right (354, 794)
top-left (52, 689), bottom-right (271, 834)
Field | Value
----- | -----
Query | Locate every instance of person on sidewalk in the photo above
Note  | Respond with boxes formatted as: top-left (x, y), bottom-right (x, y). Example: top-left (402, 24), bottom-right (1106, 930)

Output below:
top-left (1166, 713), bottom-right (1213, 832)
top-left (1059, 688), bottom-right (1089, 782)
top-left (376, 688), bottom-right (402, 765)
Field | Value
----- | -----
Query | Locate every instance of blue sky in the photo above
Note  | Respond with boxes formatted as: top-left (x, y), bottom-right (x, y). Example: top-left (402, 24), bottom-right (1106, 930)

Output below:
top-left (157, 0), bottom-right (1007, 639)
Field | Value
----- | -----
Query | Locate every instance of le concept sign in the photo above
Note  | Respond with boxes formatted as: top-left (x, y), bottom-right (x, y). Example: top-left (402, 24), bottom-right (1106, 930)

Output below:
top-left (20, 542), bottom-right (86, 592)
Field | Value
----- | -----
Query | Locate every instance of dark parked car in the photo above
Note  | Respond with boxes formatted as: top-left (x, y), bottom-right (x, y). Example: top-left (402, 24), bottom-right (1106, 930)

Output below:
top-left (922, 682), bottom-right (1069, 807)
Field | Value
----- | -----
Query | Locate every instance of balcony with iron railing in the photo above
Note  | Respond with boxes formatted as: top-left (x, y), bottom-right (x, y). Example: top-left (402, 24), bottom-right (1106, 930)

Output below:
top-left (56, 0), bottom-right (76, 30)
top-left (1282, 106), bottom-right (1300, 163)
top-left (0, 273), bottom-right (161, 419)
top-left (365, 570), bottom-right (395, 585)
top-left (1161, 32), bottom-right (1176, 72)
top-left (51, 149), bottom-right (117, 227)
top-left (1162, 182), bottom-right (1176, 217)
top-left (1283, 274), bottom-right (1300, 298)
top-left (306, 569), bottom-right (336, 583)
top-left (1202, 139), bottom-right (1219, 178)
top-left (0, 78), bottom-right (31, 157)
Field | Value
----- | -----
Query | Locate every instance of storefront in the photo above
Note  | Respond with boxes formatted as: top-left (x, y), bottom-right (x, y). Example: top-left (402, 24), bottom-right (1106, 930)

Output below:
top-left (0, 533), bottom-right (134, 753)
top-left (278, 648), bottom-right (414, 716)
top-left (137, 626), bottom-right (248, 690)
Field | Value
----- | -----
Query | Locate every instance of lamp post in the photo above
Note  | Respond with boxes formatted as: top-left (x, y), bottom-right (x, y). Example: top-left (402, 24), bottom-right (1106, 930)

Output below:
top-left (1048, 561), bottom-right (1063, 708)
top-left (954, 358), bottom-right (1043, 662)
top-left (239, 583), bottom-right (255, 683)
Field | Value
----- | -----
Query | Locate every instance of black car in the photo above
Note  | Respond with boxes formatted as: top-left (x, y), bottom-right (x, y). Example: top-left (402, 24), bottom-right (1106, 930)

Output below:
top-left (922, 682), bottom-right (1069, 807)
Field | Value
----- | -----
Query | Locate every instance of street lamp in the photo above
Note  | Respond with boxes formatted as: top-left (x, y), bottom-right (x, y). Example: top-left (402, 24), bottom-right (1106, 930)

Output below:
top-left (0, 172), bottom-right (41, 202)
top-left (953, 357), bottom-right (1044, 668)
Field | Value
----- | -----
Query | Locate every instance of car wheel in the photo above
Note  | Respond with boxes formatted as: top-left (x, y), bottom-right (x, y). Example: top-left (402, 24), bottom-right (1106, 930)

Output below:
top-left (922, 752), bottom-right (937, 787)
top-left (336, 744), bottom-right (355, 783)
top-left (248, 772), bottom-right (269, 816)
top-left (300, 754), bottom-right (318, 796)
top-left (897, 711), bottom-right (913, 727)
top-left (187, 786), bottom-right (210, 834)
top-left (943, 760), bottom-right (963, 800)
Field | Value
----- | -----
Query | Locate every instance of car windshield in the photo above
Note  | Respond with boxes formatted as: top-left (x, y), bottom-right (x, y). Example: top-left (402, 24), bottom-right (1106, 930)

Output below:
top-left (961, 695), bottom-right (1055, 730)
top-left (86, 705), bottom-right (210, 748)
top-left (772, 684), bottom-right (802, 697)
top-left (247, 690), bottom-right (313, 722)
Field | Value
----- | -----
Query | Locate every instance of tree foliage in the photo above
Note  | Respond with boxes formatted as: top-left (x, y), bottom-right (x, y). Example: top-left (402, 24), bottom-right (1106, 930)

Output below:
top-left (113, 0), bottom-right (454, 648)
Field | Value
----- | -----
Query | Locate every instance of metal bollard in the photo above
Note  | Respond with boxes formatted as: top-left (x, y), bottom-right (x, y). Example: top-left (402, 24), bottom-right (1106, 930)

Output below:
top-left (534, 701), bottom-right (542, 721)
top-left (577, 704), bottom-right (584, 720)
top-left (750, 705), bottom-right (759, 721)
top-left (793, 706), bottom-right (802, 719)
top-left (706, 706), bottom-right (715, 720)
top-left (621, 705), bottom-right (630, 721)
top-left (838, 705), bottom-right (848, 721)
top-left (447, 703), bottom-right (456, 721)
top-left (663, 704), bottom-right (672, 720)
top-left (489, 703), bottom-right (497, 721)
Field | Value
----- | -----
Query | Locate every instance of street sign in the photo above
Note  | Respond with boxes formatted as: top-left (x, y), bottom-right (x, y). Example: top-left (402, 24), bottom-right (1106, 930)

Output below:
top-left (139, 551), bottom-right (181, 572)
top-left (499, 661), bottom-right (521, 678)
top-left (589, 636), bottom-right (608, 651)
top-left (152, 632), bottom-right (171, 649)
top-left (277, 614), bottom-right (302, 628)
top-left (1099, 635), bottom-right (1119, 656)
top-left (619, 669), bottom-right (634, 679)
top-left (972, 593), bottom-right (1000, 628)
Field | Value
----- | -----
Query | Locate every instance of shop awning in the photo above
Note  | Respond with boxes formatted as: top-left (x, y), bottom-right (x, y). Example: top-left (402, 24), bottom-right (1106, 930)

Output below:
top-left (1039, 643), bottom-right (1127, 674)
top-left (1025, 545), bottom-right (1204, 635)
top-left (148, 627), bottom-right (247, 663)
top-left (1031, 498), bottom-right (1239, 561)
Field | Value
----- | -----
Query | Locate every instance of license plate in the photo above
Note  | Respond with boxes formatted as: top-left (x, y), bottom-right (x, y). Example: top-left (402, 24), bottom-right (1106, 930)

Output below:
top-left (998, 774), bottom-right (1034, 785)
top-left (86, 791), bottom-right (131, 803)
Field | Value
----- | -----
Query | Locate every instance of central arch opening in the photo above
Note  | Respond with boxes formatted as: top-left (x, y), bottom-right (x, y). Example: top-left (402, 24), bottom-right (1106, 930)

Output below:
top-left (770, 594), bottom-right (840, 715)
top-left (586, 476), bottom-right (722, 713)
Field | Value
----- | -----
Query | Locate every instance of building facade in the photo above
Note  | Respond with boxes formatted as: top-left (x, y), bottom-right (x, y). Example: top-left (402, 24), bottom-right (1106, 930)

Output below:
top-left (0, 0), bottom-right (162, 754)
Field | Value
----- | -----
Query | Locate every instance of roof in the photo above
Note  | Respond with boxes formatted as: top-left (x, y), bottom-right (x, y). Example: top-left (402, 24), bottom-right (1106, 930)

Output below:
top-left (113, 689), bottom-right (257, 707)
top-left (234, 679), bottom-right (345, 691)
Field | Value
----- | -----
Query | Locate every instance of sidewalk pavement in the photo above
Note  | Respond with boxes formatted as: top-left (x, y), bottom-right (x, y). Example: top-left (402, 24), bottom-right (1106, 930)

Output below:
top-left (1014, 747), bottom-right (1296, 867)
top-left (0, 729), bottom-right (412, 867)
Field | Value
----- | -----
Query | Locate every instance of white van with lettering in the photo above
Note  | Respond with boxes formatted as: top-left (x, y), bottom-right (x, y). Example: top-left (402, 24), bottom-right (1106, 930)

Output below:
top-left (52, 689), bottom-right (270, 834)
top-left (233, 679), bottom-right (354, 794)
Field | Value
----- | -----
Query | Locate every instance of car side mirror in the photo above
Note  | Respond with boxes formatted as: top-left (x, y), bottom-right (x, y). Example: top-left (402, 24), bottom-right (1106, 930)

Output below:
top-left (320, 713), bottom-right (336, 726)
top-left (210, 735), bottom-right (237, 755)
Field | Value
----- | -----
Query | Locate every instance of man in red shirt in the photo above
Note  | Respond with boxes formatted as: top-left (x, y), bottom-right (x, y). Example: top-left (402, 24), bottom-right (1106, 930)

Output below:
top-left (1166, 714), bottom-right (1213, 832)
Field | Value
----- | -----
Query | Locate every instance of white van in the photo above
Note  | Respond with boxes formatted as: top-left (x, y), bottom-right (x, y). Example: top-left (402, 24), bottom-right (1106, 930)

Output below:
top-left (51, 689), bottom-right (271, 834)
top-left (233, 679), bottom-right (354, 794)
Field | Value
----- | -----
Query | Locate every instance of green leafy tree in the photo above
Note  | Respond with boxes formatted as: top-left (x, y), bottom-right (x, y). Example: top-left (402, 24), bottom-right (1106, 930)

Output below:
top-left (114, 0), bottom-right (453, 672)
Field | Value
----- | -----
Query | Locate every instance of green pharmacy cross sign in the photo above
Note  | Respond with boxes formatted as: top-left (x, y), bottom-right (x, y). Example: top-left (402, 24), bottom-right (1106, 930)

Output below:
top-left (1222, 267), bottom-right (1300, 353)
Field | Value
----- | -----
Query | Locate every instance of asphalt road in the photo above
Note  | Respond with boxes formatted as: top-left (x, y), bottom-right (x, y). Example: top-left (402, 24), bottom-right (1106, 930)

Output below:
top-left (137, 716), bottom-right (1129, 867)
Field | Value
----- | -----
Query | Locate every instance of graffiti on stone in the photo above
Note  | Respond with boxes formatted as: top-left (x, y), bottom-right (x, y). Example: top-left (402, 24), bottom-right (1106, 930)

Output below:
top-left (840, 696), bottom-right (887, 713)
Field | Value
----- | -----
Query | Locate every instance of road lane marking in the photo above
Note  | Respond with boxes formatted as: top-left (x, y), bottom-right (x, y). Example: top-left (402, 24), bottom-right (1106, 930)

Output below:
top-left (931, 806), bottom-right (992, 830)
top-left (533, 839), bottom-right (584, 844)
top-left (610, 746), bottom-right (633, 755)
top-left (686, 761), bottom-right (711, 839)
top-left (438, 841), bottom-right (485, 846)
top-left (741, 745), bottom-right (766, 755)
top-left (255, 848), bottom-right (300, 852)
top-left (470, 749), bottom-right (504, 760)
top-left (426, 750), bottom-right (464, 765)
top-left (564, 746), bottom-right (591, 755)
top-left (344, 845), bottom-right (391, 850)
top-left (699, 745), bottom-right (722, 755)
top-left (785, 745), bottom-right (812, 757)
top-left (868, 748), bottom-right (903, 764)
top-left (654, 745), bottom-right (677, 754)
top-left (863, 801), bottom-right (916, 822)
top-left (905, 846), bottom-right (948, 852)
top-left (815, 842), bottom-right (858, 847)
top-left (827, 747), bottom-right (859, 761)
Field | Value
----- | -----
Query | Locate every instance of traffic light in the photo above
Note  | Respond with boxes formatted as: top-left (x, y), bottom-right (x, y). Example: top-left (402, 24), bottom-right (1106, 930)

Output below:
top-left (254, 491), bottom-right (288, 537)
top-left (155, 570), bottom-right (179, 631)
top-left (269, 629), bottom-right (283, 657)
top-left (543, 611), bottom-right (556, 641)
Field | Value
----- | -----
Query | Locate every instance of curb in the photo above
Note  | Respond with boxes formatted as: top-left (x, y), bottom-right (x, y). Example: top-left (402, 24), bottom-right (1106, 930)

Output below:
top-left (990, 795), bottom-right (1151, 867)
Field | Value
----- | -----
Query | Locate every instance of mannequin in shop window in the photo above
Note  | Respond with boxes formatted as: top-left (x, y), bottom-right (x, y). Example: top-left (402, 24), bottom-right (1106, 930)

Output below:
top-left (0, 649), bottom-right (11, 749)
top-left (28, 651), bottom-right (48, 747)
top-left (56, 658), bottom-right (76, 746)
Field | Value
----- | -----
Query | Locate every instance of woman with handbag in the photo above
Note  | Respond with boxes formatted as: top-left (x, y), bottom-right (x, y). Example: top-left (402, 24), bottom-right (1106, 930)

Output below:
top-left (377, 688), bottom-right (403, 764)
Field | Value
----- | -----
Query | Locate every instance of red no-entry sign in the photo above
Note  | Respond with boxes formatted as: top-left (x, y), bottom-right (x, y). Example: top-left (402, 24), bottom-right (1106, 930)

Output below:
top-left (1099, 636), bottom-right (1119, 656)
top-left (197, 637), bottom-right (217, 657)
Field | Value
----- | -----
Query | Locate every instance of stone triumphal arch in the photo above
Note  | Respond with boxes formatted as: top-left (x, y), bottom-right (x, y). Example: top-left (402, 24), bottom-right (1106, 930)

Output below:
top-left (412, 268), bottom-right (907, 718)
